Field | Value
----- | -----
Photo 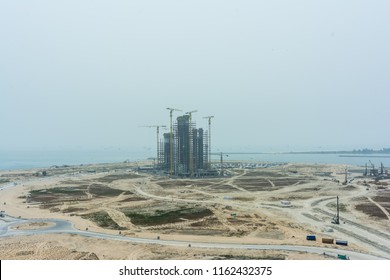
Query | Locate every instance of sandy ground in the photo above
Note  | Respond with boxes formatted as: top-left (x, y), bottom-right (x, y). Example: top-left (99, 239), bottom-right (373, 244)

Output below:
top-left (0, 234), bottom-right (326, 260)
top-left (1, 161), bottom-right (389, 260)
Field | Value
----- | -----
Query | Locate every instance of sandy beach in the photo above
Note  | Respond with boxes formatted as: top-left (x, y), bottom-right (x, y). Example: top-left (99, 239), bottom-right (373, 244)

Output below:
top-left (1, 161), bottom-right (389, 260)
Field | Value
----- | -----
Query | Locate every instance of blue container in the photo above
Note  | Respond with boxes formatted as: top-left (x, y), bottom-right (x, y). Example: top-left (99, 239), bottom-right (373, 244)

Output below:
top-left (306, 235), bottom-right (316, 241)
top-left (336, 240), bottom-right (348, 246)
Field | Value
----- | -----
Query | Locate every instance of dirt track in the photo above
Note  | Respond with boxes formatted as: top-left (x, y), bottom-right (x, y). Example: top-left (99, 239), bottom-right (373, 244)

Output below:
top-left (1, 161), bottom-right (389, 259)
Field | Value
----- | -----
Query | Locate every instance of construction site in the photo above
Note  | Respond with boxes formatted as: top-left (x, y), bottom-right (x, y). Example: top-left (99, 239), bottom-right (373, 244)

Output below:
top-left (1, 109), bottom-right (390, 260)
top-left (1, 153), bottom-right (390, 260)
top-left (363, 161), bottom-right (390, 179)
top-left (141, 108), bottom-right (216, 177)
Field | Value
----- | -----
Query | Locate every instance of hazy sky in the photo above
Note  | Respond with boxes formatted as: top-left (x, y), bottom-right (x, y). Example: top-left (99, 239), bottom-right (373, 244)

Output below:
top-left (1, 0), bottom-right (389, 153)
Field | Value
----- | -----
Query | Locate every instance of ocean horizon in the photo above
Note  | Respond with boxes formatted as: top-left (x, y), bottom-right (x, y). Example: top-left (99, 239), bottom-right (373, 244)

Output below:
top-left (1, 149), bottom-right (390, 171)
top-left (0, 149), bottom-right (149, 170)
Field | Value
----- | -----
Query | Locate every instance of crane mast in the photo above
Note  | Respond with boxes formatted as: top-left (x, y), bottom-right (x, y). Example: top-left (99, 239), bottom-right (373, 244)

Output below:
top-left (186, 110), bottom-right (197, 176)
top-left (140, 125), bottom-right (166, 168)
top-left (203, 116), bottom-right (214, 169)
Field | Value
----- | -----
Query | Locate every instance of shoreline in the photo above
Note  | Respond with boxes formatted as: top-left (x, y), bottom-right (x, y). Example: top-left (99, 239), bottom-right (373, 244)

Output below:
top-left (0, 157), bottom-right (379, 172)
top-left (1, 161), bottom-right (389, 260)
top-left (339, 155), bottom-right (390, 158)
top-left (2, 148), bottom-right (390, 172)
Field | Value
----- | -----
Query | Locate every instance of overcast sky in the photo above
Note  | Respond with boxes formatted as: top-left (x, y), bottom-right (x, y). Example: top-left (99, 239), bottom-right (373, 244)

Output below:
top-left (1, 0), bottom-right (389, 153)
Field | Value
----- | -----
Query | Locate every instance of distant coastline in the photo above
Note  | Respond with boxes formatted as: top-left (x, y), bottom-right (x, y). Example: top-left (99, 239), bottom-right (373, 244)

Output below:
top-left (227, 148), bottom-right (390, 155)
top-left (285, 148), bottom-right (390, 155)
top-left (2, 148), bottom-right (390, 171)
top-left (339, 155), bottom-right (390, 158)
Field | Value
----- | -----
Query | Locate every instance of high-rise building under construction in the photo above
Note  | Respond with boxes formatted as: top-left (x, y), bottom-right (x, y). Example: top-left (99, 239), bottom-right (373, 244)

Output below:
top-left (159, 114), bottom-right (210, 177)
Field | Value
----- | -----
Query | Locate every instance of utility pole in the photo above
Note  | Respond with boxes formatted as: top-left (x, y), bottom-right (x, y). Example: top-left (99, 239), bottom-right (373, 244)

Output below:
top-left (332, 196), bottom-right (340, 224)
top-left (147, 157), bottom-right (156, 170)
top-left (343, 168), bottom-right (348, 185)
top-left (336, 196), bottom-right (340, 224)
top-left (203, 116), bottom-right (214, 169)
top-left (186, 110), bottom-right (197, 177)
top-left (220, 152), bottom-right (228, 176)
top-left (166, 108), bottom-right (181, 175)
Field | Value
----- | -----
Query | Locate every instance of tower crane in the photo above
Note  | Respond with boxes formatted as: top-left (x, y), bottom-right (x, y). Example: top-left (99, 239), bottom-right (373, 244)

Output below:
top-left (140, 125), bottom-right (167, 169)
top-left (186, 110), bottom-right (197, 176)
top-left (166, 107), bottom-right (182, 175)
top-left (368, 160), bottom-right (378, 176)
top-left (210, 152), bottom-right (229, 176)
top-left (203, 116), bottom-right (214, 169)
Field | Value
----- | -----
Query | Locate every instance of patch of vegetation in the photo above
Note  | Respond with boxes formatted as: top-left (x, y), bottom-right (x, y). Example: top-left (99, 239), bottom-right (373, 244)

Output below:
top-left (62, 207), bottom-right (86, 213)
top-left (30, 187), bottom-right (85, 196)
top-left (0, 178), bottom-right (10, 184)
top-left (272, 178), bottom-right (310, 186)
top-left (29, 187), bottom-right (87, 203)
top-left (355, 203), bottom-right (387, 219)
top-left (371, 181), bottom-right (389, 186)
top-left (173, 229), bottom-right (227, 236)
top-left (236, 177), bottom-right (311, 188)
top-left (373, 195), bottom-right (390, 203)
top-left (119, 196), bottom-right (147, 202)
top-left (28, 184), bottom-right (128, 204)
top-left (207, 184), bottom-right (238, 192)
top-left (88, 184), bottom-right (127, 197)
top-left (123, 207), bottom-right (213, 226)
top-left (82, 211), bottom-right (126, 230)
top-left (156, 180), bottom-right (212, 188)
top-left (96, 173), bottom-right (142, 183)
top-left (234, 178), bottom-right (272, 186)
top-left (233, 197), bottom-right (255, 202)
top-left (314, 172), bottom-right (333, 177)
top-left (242, 171), bottom-right (283, 177)
top-left (327, 202), bottom-right (348, 212)
top-left (234, 178), bottom-right (281, 191)
top-left (39, 203), bottom-right (61, 209)
top-left (341, 185), bottom-right (357, 191)
top-left (227, 217), bottom-right (251, 225)
top-left (355, 197), bottom-right (389, 219)
top-left (298, 186), bottom-right (322, 192)
top-left (212, 254), bottom-right (285, 260)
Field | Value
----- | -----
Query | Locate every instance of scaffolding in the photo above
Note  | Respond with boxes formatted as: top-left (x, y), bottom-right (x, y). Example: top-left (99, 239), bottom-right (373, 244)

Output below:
top-left (159, 114), bottom-right (209, 177)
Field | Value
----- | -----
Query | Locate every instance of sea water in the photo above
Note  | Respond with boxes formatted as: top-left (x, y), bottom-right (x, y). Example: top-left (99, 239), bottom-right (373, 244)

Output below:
top-left (0, 149), bottom-right (149, 170)
top-left (1, 149), bottom-right (389, 170)
top-left (225, 153), bottom-right (390, 167)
